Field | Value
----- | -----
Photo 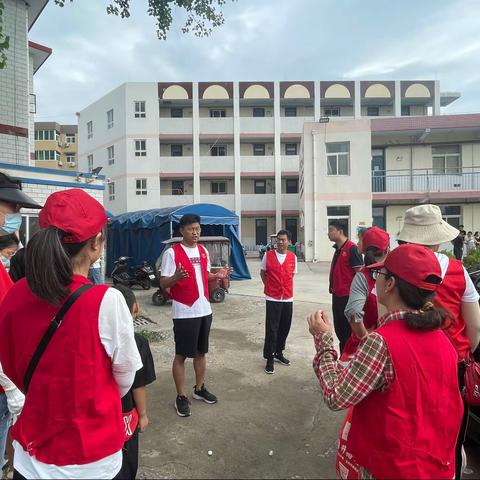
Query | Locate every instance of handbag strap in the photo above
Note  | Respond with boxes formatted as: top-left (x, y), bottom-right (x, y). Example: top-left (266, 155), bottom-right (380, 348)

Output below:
top-left (23, 283), bottom-right (94, 394)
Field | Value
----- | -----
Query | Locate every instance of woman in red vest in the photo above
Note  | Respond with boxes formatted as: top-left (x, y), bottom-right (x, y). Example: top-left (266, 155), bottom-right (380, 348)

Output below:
top-left (0, 189), bottom-right (142, 479)
top-left (341, 227), bottom-right (389, 363)
top-left (308, 244), bottom-right (463, 479)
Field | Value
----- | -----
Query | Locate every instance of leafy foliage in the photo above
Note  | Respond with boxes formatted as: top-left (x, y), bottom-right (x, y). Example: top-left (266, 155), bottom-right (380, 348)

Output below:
top-left (462, 248), bottom-right (480, 270)
top-left (55, 0), bottom-right (233, 40)
top-left (0, 0), bottom-right (10, 69)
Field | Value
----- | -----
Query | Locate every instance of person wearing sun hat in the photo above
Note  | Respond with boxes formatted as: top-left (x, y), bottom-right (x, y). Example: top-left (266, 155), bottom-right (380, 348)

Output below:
top-left (308, 244), bottom-right (463, 479)
top-left (0, 188), bottom-right (142, 479)
top-left (341, 226), bottom-right (390, 363)
top-left (397, 203), bottom-right (480, 480)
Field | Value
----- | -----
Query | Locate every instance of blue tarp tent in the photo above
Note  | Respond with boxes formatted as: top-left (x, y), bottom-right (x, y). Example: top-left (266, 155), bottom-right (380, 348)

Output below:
top-left (106, 203), bottom-right (251, 280)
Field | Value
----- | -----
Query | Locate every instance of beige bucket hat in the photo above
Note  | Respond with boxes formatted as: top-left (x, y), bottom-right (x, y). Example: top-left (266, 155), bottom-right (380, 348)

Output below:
top-left (397, 204), bottom-right (459, 246)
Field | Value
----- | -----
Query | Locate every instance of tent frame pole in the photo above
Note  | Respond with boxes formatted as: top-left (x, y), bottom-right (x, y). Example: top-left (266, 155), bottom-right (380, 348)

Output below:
top-left (169, 221), bottom-right (173, 238)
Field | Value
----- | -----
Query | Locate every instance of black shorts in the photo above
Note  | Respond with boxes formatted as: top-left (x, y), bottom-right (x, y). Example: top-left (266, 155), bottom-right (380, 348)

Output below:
top-left (173, 314), bottom-right (212, 358)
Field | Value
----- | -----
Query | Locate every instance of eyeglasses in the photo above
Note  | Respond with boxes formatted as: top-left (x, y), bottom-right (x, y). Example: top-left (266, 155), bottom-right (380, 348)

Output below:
top-left (371, 269), bottom-right (389, 281)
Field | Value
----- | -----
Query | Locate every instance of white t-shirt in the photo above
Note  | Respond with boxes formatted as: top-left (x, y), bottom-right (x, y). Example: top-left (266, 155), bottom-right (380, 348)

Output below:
top-left (161, 244), bottom-right (212, 319)
top-left (435, 252), bottom-right (479, 303)
top-left (260, 250), bottom-right (298, 302)
top-left (14, 288), bottom-right (143, 480)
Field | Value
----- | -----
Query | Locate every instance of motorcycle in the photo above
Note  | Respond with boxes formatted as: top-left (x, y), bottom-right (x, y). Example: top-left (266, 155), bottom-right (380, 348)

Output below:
top-left (111, 256), bottom-right (155, 290)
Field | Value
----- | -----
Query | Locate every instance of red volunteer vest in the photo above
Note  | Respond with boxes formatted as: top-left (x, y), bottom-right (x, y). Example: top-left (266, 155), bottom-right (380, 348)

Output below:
top-left (263, 250), bottom-right (296, 300)
top-left (330, 240), bottom-right (358, 297)
top-left (0, 263), bottom-right (13, 395)
top-left (342, 268), bottom-right (377, 359)
top-left (434, 258), bottom-right (471, 360)
top-left (170, 243), bottom-right (210, 307)
top-left (0, 276), bottom-right (124, 466)
top-left (348, 319), bottom-right (463, 479)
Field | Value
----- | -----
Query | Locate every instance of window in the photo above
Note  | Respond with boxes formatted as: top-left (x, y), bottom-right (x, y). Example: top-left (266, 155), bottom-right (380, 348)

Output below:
top-left (211, 182), bottom-right (227, 194)
top-left (286, 179), bottom-right (298, 194)
top-left (136, 178), bottom-right (147, 195)
top-left (253, 107), bottom-right (265, 117)
top-left (210, 145), bottom-right (227, 156)
top-left (108, 182), bottom-right (115, 201)
top-left (327, 142), bottom-right (350, 176)
top-left (253, 144), bottom-right (265, 156)
top-left (87, 154), bottom-right (93, 172)
top-left (172, 180), bottom-right (184, 195)
top-left (171, 108), bottom-right (183, 118)
top-left (34, 130), bottom-right (56, 141)
top-left (65, 134), bottom-right (75, 144)
top-left (401, 105), bottom-right (410, 116)
top-left (87, 121), bottom-right (93, 139)
top-left (285, 218), bottom-right (298, 244)
top-left (432, 145), bottom-right (461, 174)
top-left (135, 139), bottom-right (147, 157)
top-left (171, 144), bottom-right (183, 157)
top-left (134, 101), bottom-right (146, 118)
top-left (285, 107), bottom-right (297, 117)
top-left (66, 154), bottom-right (76, 166)
top-left (372, 206), bottom-right (386, 230)
top-left (34, 150), bottom-right (59, 161)
top-left (107, 145), bottom-right (115, 165)
top-left (439, 205), bottom-right (462, 229)
top-left (209, 109), bottom-right (226, 118)
top-left (285, 143), bottom-right (298, 156)
top-left (324, 107), bottom-right (340, 117)
top-left (327, 206), bottom-right (351, 237)
top-left (107, 109), bottom-right (114, 129)
top-left (254, 179), bottom-right (266, 194)
top-left (367, 106), bottom-right (379, 116)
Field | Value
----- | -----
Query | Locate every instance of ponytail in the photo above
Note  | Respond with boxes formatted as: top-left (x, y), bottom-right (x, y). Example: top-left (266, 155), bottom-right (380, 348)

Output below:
top-left (26, 226), bottom-right (87, 305)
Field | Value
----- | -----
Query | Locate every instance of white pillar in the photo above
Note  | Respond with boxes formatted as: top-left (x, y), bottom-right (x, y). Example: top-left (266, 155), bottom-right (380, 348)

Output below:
top-left (354, 81), bottom-right (361, 118)
top-left (433, 80), bottom-right (441, 116)
top-left (314, 81), bottom-right (321, 121)
top-left (274, 81), bottom-right (282, 232)
top-left (394, 80), bottom-right (401, 117)
top-left (192, 82), bottom-right (200, 203)
top-left (233, 82), bottom-right (242, 238)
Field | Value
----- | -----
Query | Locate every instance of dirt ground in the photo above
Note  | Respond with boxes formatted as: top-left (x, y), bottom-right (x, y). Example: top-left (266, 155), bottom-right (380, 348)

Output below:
top-left (131, 258), bottom-right (480, 479)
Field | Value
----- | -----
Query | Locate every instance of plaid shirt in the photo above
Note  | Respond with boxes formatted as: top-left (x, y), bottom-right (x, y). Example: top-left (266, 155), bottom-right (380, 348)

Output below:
top-left (312, 311), bottom-right (413, 411)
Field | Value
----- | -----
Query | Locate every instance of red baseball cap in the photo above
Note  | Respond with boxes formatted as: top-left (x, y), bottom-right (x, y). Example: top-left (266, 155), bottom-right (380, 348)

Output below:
top-left (39, 189), bottom-right (108, 243)
top-left (361, 226), bottom-right (390, 252)
top-left (367, 244), bottom-right (441, 291)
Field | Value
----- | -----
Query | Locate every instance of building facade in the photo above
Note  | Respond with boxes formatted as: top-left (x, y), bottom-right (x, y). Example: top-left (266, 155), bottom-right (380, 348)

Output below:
top-left (78, 80), bottom-right (457, 250)
top-left (35, 122), bottom-right (78, 170)
top-left (0, 0), bottom-right (105, 241)
top-left (301, 114), bottom-right (480, 261)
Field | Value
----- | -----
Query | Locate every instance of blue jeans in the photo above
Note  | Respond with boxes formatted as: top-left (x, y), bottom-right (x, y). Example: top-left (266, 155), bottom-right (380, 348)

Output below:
top-left (89, 267), bottom-right (102, 285)
top-left (0, 393), bottom-right (11, 469)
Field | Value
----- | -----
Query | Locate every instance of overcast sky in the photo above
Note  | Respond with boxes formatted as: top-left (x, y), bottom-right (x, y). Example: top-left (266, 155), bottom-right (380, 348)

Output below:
top-left (30, 0), bottom-right (480, 124)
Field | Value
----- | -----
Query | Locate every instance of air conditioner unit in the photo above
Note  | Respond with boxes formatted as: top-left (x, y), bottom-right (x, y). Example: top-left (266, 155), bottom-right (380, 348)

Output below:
top-left (58, 161), bottom-right (63, 166)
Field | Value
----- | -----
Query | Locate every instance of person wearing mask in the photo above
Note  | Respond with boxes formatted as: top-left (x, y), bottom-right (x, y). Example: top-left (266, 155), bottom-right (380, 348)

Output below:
top-left (328, 220), bottom-right (363, 353)
top-left (160, 214), bottom-right (228, 417)
top-left (0, 188), bottom-right (142, 480)
top-left (342, 226), bottom-right (390, 363)
top-left (0, 234), bottom-right (19, 271)
top-left (397, 204), bottom-right (480, 480)
top-left (309, 244), bottom-right (463, 479)
top-left (0, 173), bottom-right (41, 476)
top-left (260, 229), bottom-right (297, 374)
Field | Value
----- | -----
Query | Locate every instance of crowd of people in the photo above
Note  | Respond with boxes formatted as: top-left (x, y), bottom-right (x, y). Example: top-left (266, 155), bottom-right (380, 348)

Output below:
top-left (452, 228), bottom-right (480, 260)
top-left (0, 169), bottom-right (479, 479)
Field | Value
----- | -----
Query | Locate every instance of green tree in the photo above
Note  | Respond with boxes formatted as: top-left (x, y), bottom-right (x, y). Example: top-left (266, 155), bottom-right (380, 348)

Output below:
top-left (0, 0), bottom-right (234, 68)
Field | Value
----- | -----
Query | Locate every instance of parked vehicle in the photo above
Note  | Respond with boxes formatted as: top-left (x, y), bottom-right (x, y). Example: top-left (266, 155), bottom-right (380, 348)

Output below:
top-left (152, 236), bottom-right (231, 306)
top-left (111, 256), bottom-right (155, 290)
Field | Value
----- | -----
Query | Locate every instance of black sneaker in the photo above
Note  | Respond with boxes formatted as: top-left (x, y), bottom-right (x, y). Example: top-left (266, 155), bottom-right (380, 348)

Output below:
top-left (275, 353), bottom-right (291, 366)
top-left (175, 395), bottom-right (191, 417)
top-left (265, 358), bottom-right (274, 374)
top-left (193, 384), bottom-right (218, 404)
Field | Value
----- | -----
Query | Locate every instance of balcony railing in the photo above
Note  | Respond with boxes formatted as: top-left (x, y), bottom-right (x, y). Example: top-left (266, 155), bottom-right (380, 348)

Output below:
top-left (372, 167), bottom-right (480, 193)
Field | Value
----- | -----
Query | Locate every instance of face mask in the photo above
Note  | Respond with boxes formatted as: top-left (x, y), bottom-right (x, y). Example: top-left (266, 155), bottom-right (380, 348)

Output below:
top-left (1, 213), bottom-right (22, 234)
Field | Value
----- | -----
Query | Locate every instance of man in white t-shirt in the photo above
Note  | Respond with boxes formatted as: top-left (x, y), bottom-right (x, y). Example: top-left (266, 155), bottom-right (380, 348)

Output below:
top-left (160, 214), bottom-right (228, 417)
top-left (260, 230), bottom-right (298, 374)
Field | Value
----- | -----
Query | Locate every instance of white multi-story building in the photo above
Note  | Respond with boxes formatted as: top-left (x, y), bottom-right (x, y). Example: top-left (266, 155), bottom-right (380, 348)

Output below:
top-left (0, 0), bottom-right (104, 242)
top-left (78, 80), bottom-right (458, 250)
